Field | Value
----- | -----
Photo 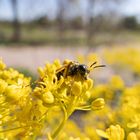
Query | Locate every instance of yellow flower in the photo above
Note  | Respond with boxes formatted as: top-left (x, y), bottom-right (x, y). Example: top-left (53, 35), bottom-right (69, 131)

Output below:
top-left (91, 98), bottom-right (105, 110)
top-left (42, 91), bottom-right (54, 104)
top-left (4, 85), bottom-right (22, 101)
top-left (34, 60), bottom-right (95, 111)
top-left (97, 125), bottom-right (125, 140)
top-left (0, 59), bottom-right (105, 139)
top-left (109, 75), bottom-right (124, 90)
top-left (86, 79), bottom-right (93, 90)
top-left (71, 82), bottom-right (82, 96)
top-left (69, 137), bottom-right (80, 140)
top-left (0, 79), bottom-right (8, 93)
top-left (127, 132), bottom-right (138, 140)
top-left (0, 59), bottom-right (6, 70)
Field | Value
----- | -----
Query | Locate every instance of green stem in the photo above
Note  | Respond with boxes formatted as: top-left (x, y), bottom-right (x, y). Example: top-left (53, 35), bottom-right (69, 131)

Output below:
top-left (51, 116), bottom-right (67, 139)
top-left (51, 97), bottom-right (77, 139)
top-left (0, 126), bottom-right (29, 133)
top-left (76, 105), bottom-right (91, 111)
top-left (76, 108), bottom-right (91, 111)
top-left (51, 104), bottom-right (68, 139)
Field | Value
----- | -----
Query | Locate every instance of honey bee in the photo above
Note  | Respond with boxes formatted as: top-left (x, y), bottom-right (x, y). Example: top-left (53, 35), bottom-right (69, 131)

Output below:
top-left (56, 61), bottom-right (105, 80)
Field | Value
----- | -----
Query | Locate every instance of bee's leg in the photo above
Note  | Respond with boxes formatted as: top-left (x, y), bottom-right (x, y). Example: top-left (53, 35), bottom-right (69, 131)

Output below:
top-left (84, 77), bottom-right (87, 80)
top-left (63, 69), bottom-right (67, 78)
top-left (83, 74), bottom-right (88, 80)
top-left (63, 62), bottom-right (73, 78)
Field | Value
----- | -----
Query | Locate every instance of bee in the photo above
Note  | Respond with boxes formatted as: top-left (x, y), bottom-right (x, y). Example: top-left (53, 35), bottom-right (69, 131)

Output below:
top-left (56, 61), bottom-right (105, 80)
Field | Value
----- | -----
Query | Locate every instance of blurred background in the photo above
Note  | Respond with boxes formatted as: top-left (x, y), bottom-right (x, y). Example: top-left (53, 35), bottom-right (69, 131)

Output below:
top-left (0, 0), bottom-right (140, 82)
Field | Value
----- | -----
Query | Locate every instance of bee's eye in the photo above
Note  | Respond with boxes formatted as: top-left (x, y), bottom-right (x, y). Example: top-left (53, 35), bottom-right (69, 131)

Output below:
top-left (78, 65), bottom-right (87, 74)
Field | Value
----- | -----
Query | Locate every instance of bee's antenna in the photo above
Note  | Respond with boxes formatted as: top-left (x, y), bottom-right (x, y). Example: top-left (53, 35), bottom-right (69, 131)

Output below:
top-left (89, 62), bottom-right (105, 71)
top-left (90, 61), bottom-right (97, 68)
top-left (93, 65), bottom-right (106, 69)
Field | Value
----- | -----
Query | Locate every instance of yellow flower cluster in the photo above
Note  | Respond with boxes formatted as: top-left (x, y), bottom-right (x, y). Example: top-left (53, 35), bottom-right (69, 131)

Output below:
top-left (119, 83), bottom-right (140, 131)
top-left (0, 59), bottom-right (105, 139)
top-left (79, 76), bottom-right (140, 140)
top-left (32, 60), bottom-right (105, 139)
top-left (67, 50), bottom-right (139, 140)
top-left (0, 47), bottom-right (139, 140)
top-left (34, 60), bottom-right (93, 110)
top-left (104, 47), bottom-right (140, 75)
top-left (0, 59), bottom-right (33, 139)
top-left (97, 124), bottom-right (138, 140)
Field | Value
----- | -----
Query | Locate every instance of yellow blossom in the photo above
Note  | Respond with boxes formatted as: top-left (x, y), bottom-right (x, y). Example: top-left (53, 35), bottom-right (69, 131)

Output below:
top-left (0, 59), bottom-right (106, 140)
top-left (127, 132), bottom-right (138, 140)
top-left (0, 79), bottom-right (8, 93)
top-left (97, 125), bottom-right (125, 140)
top-left (91, 98), bottom-right (105, 110)
top-left (71, 82), bottom-right (82, 95)
top-left (109, 75), bottom-right (124, 90)
top-left (4, 85), bottom-right (22, 101)
top-left (0, 59), bottom-right (6, 70)
top-left (42, 91), bottom-right (54, 104)
top-left (69, 137), bottom-right (80, 140)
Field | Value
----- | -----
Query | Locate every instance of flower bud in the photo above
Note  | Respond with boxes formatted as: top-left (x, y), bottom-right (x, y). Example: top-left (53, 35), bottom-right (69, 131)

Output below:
top-left (0, 59), bottom-right (6, 70)
top-left (42, 91), bottom-right (54, 104)
top-left (106, 125), bottom-right (125, 140)
top-left (127, 132), bottom-right (138, 140)
top-left (127, 122), bottom-right (138, 129)
top-left (54, 59), bottom-right (61, 68)
top-left (5, 85), bottom-right (21, 101)
top-left (83, 82), bottom-right (88, 92)
top-left (0, 79), bottom-right (8, 93)
top-left (86, 79), bottom-right (93, 90)
top-left (69, 137), bottom-right (80, 140)
top-left (96, 125), bottom-right (124, 140)
top-left (83, 91), bottom-right (91, 100)
top-left (91, 98), bottom-right (105, 110)
top-left (71, 82), bottom-right (82, 96)
top-left (38, 67), bottom-right (44, 78)
top-left (96, 129), bottom-right (109, 139)
top-left (63, 59), bottom-right (71, 65)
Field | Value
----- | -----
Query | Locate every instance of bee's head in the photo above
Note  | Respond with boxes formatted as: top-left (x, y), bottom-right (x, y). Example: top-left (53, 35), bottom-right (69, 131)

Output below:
top-left (78, 64), bottom-right (90, 75)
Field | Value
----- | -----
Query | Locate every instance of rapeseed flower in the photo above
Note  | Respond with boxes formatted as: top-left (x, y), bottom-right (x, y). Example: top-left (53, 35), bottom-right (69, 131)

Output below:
top-left (33, 60), bottom-right (104, 138)
top-left (0, 59), bottom-right (105, 139)
top-left (96, 125), bottom-right (125, 140)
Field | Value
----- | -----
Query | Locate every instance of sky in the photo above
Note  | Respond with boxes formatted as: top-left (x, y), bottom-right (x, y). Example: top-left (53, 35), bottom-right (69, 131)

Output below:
top-left (0, 0), bottom-right (140, 21)
top-left (121, 0), bottom-right (140, 16)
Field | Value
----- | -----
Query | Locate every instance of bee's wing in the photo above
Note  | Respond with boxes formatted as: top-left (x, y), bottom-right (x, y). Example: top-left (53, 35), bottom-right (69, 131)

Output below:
top-left (56, 63), bottom-right (69, 74)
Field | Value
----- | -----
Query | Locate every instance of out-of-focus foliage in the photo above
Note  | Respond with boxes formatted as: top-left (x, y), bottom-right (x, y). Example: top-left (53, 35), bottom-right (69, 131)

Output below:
top-left (121, 16), bottom-right (138, 30)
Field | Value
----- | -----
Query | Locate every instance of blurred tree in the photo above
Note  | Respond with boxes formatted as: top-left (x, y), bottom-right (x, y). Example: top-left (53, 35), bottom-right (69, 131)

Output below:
top-left (34, 16), bottom-right (52, 27)
top-left (56, 0), bottom-right (65, 40)
top-left (70, 16), bottom-right (83, 29)
top-left (122, 16), bottom-right (138, 30)
top-left (11, 0), bottom-right (21, 41)
top-left (86, 0), bottom-right (125, 45)
top-left (56, 0), bottom-right (80, 40)
top-left (86, 0), bottom-right (95, 45)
